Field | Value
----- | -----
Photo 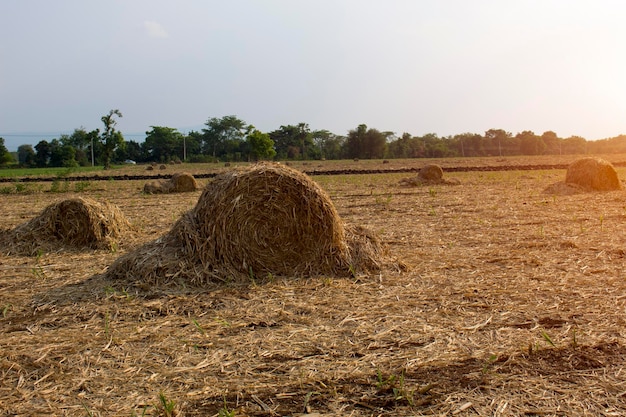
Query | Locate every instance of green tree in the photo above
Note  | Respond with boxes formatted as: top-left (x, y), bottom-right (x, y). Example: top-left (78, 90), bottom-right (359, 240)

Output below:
top-left (34, 140), bottom-right (51, 167)
top-left (144, 126), bottom-right (183, 162)
top-left (202, 115), bottom-right (249, 160)
top-left (48, 139), bottom-right (78, 167)
top-left (269, 123), bottom-right (315, 160)
top-left (17, 144), bottom-right (36, 167)
top-left (246, 129), bottom-right (276, 161)
top-left (0, 138), bottom-right (14, 166)
top-left (99, 109), bottom-right (124, 169)
top-left (310, 129), bottom-right (343, 160)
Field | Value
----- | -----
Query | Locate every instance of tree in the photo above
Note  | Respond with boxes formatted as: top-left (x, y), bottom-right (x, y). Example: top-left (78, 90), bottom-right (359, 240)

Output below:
top-left (484, 129), bottom-right (513, 156)
top-left (517, 130), bottom-right (545, 155)
top-left (202, 115), bottom-right (249, 160)
top-left (541, 131), bottom-right (560, 155)
top-left (49, 139), bottom-right (78, 167)
top-left (0, 138), bottom-right (14, 166)
top-left (34, 140), bottom-right (52, 167)
top-left (17, 144), bottom-right (36, 167)
top-left (269, 123), bottom-right (316, 160)
top-left (144, 126), bottom-right (183, 162)
top-left (310, 129), bottom-right (343, 160)
top-left (246, 129), bottom-right (276, 161)
top-left (99, 109), bottom-right (124, 169)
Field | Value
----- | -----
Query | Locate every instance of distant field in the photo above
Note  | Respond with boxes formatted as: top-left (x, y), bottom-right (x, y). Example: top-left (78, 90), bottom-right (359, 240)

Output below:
top-left (2, 156), bottom-right (626, 415)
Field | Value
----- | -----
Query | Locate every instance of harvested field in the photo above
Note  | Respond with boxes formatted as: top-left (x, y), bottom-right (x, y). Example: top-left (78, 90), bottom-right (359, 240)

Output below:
top-left (2, 157), bottom-right (626, 416)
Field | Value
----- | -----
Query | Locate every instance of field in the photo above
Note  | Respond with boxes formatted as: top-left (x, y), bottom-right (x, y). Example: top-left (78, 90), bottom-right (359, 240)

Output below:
top-left (2, 156), bottom-right (626, 416)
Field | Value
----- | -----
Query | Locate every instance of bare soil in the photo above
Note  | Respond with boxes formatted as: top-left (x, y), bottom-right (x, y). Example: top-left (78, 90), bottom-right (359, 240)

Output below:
top-left (2, 156), bottom-right (626, 416)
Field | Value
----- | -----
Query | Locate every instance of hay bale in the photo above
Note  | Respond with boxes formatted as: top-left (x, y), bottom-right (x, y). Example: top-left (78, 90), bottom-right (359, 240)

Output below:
top-left (107, 163), bottom-right (383, 286)
top-left (146, 165), bottom-right (154, 171)
top-left (159, 164), bottom-right (167, 170)
top-left (170, 172), bottom-right (198, 192)
top-left (143, 172), bottom-right (198, 194)
top-left (418, 164), bottom-right (444, 181)
top-left (564, 157), bottom-right (622, 191)
top-left (0, 197), bottom-right (132, 255)
top-left (400, 164), bottom-right (458, 187)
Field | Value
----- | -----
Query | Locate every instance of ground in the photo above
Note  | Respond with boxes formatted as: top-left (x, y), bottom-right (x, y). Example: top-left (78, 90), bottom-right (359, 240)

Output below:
top-left (1, 156), bottom-right (626, 416)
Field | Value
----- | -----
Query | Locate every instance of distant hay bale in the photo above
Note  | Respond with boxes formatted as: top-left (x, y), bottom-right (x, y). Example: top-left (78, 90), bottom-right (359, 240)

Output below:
top-left (0, 197), bottom-right (132, 255)
top-left (107, 163), bottom-right (384, 286)
top-left (565, 157), bottom-right (622, 191)
top-left (143, 172), bottom-right (198, 194)
top-left (169, 160), bottom-right (175, 165)
top-left (400, 164), bottom-right (458, 186)
top-left (418, 164), bottom-right (444, 181)
top-left (224, 162), bottom-right (231, 167)
top-left (159, 164), bottom-right (167, 170)
top-left (145, 165), bottom-right (154, 171)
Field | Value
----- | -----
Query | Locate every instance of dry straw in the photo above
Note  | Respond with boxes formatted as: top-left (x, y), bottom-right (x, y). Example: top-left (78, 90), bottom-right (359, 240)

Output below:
top-left (544, 157), bottom-right (623, 194)
top-left (107, 163), bottom-right (384, 286)
top-left (565, 157), bottom-right (622, 191)
top-left (143, 172), bottom-right (199, 194)
top-left (400, 164), bottom-right (458, 186)
top-left (0, 197), bottom-right (132, 255)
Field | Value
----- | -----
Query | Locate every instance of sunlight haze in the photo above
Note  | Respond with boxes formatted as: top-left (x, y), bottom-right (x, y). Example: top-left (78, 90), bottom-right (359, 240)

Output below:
top-left (1, 0), bottom-right (625, 150)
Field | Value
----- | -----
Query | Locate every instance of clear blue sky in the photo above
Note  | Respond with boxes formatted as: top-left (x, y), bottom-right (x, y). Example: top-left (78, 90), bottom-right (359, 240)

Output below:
top-left (1, 0), bottom-right (625, 150)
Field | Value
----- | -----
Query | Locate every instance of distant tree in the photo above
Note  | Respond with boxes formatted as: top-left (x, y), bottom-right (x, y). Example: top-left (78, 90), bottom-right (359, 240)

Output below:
top-left (541, 131), bottom-right (560, 155)
top-left (246, 129), bottom-right (276, 161)
top-left (517, 130), bottom-right (545, 155)
top-left (99, 109), bottom-right (124, 169)
top-left (202, 115), bottom-right (249, 160)
top-left (62, 127), bottom-right (98, 166)
top-left (34, 140), bottom-right (52, 167)
top-left (484, 129), bottom-right (513, 156)
top-left (269, 123), bottom-right (316, 160)
top-left (562, 136), bottom-right (587, 154)
top-left (17, 144), bottom-right (36, 167)
top-left (49, 139), bottom-right (78, 167)
top-left (0, 138), bottom-right (14, 166)
top-left (122, 140), bottom-right (145, 163)
top-left (144, 126), bottom-right (183, 162)
top-left (310, 130), bottom-right (343, 160)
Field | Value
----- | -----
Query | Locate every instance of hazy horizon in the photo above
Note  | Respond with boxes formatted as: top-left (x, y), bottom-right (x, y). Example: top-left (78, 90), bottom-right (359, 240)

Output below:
top-left (2, 1), bottom-right (626, 152)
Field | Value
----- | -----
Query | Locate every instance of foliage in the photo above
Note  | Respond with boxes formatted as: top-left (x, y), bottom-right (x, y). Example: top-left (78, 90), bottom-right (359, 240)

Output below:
top-left (246, 129), bottom-right (276, 161)
top-left (99, 109), bottom-right (124, 169)
top-left (0, 138), bottom-right (15, 166)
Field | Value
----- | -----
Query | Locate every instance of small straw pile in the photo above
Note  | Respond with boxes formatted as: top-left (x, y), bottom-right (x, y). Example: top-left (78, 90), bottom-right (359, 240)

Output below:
top-left (143, 172), bottom-right (199, 194)
top-left (0, 197), bottom-right (132, 255)
top-left (107, 163), bottom-right (384, 286)
top-left (400, 164), bottom-right (458, 186)
top-left (544, 157), bottom-right (623, 194)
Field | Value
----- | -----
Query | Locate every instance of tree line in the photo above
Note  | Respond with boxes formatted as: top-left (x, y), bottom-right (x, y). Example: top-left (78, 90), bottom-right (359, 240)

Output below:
top-left (3, 111), bottom-right (626, 169)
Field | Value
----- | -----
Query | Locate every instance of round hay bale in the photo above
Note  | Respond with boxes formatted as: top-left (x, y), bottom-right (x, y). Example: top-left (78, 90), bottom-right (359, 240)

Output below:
top-left (107, 163), bottom-right (383, 286)
top-left (565, 157), bottom-right (622, 191)
top-left (170, 172), bottom-right (198, 192)
top-left (1, 197), bottom-right (132, 255)
top-left (224, 162), bottom-right (231, 167)
top-left (143, 173), bottom-right (197, 194)
top-left (145, 165), bottom-right (154, 171)
top-left (159, 164), bottom-right (167, 170)
top-left (418, 164), bottom-right (444, 181)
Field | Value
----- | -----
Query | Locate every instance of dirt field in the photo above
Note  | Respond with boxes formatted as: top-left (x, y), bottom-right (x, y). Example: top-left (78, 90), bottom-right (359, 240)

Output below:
top-left (2, 156), bottom-right (626, 416)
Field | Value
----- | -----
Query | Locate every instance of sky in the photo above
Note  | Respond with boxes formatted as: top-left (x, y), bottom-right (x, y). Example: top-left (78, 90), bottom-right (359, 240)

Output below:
top-left (2, 0), bottom-right (626, 151)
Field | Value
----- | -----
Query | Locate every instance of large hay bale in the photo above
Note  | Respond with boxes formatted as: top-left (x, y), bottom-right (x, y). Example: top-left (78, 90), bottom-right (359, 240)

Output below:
top-left (418, 164), bottom-right (444, 181)
top-left (0, 197), bottom-right (132, 255)
top-left (143, 172), bottom-right (198, 194)
top-left (107, 163), bottom-right (383, 286)
top-left (565, 157), bottom-right (622, 191)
